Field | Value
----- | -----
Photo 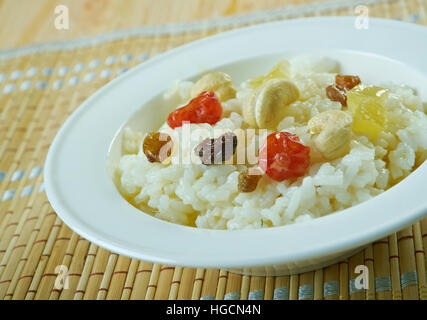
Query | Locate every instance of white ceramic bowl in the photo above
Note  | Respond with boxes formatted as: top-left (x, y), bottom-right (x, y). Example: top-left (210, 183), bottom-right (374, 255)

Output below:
top-left (45, 17), bottom-right (427, 276)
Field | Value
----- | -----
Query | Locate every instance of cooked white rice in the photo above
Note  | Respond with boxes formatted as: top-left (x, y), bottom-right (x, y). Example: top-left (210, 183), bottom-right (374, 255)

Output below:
top-left (115, 56), bottom-right (427, 230)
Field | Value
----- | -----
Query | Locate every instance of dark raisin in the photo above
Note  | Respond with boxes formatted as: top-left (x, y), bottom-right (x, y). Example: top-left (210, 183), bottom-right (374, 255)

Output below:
top-left (195, 132), bottom-right (237, 165)
top-left (143, 132), bottom-right (172, 163)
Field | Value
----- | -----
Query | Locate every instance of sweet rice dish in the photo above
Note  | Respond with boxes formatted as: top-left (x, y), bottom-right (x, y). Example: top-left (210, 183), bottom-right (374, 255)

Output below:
top-left (113, 56), bottom-right (427, 230)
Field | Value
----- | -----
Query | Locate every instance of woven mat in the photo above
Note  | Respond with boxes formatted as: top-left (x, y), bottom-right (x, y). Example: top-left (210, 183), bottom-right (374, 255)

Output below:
top-left (0, 0), bottom-right (426, 300)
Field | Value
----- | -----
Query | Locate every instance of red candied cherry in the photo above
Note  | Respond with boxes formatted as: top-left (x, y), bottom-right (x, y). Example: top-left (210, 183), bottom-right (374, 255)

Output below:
top-left (167, 91), bottom-right (222, 129)
top-left (258, 132), bottom-right (310, 181)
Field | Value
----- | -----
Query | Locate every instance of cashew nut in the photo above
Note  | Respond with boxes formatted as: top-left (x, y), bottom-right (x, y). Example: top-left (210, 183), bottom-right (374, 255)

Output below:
top-left (308, 109), bottom-right (353, 160)
top-left (244, 79), bottom-right (299, 129)
top-left (191, 72), bottom-right (236, 102)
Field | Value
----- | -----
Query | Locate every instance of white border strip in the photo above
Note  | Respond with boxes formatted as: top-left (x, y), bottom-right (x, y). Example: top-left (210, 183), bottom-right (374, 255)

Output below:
top-left (0, 0), bottom-right (392, 60)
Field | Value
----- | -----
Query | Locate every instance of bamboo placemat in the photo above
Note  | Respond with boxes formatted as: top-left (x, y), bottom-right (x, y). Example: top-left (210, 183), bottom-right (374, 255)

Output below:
top-left (0, 0), bottom-right (426, 300)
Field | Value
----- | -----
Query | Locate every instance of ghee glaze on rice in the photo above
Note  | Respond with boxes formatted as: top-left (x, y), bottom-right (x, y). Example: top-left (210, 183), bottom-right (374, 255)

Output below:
top-left (115, 56), bottom-right (427, 230)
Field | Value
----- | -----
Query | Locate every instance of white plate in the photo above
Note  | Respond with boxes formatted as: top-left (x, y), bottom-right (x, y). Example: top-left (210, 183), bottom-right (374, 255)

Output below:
top-left (45, 17), bottom-right (427, 276)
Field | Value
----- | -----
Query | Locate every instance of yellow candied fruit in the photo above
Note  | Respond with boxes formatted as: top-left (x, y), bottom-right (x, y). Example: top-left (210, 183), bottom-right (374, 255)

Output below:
top-left (347, 85), bottom-right (389, 139)
top-left (248, 60), bottom-right (290, 88)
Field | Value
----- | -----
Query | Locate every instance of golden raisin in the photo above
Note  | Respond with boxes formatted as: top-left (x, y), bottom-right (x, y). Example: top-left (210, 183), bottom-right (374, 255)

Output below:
top-left (326, 85), bottom-right (347, 106)
top-left (238, 169), bottom-right (262, 192)
top-left (143, 132), bottom-right (172, 163)
top-left (326, 75), bottom-right (361, 107)
top-left (335, 75), bottom-right (361, 91)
